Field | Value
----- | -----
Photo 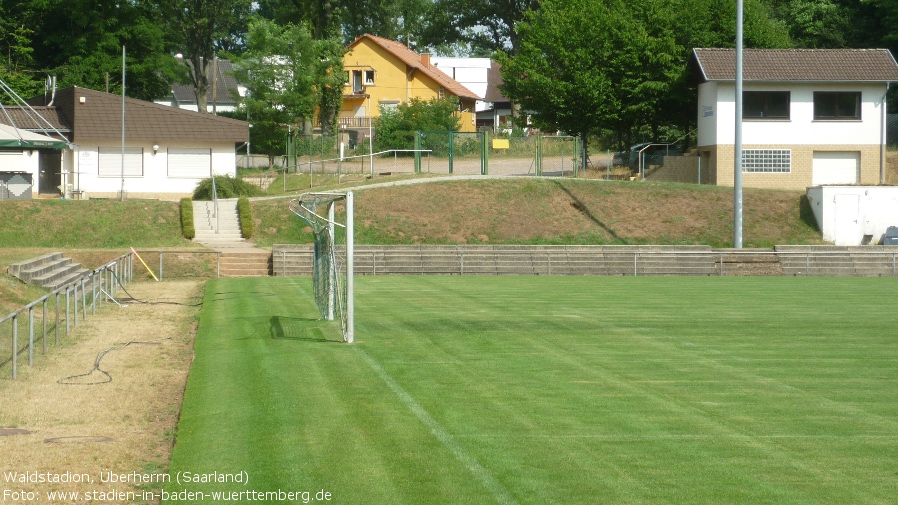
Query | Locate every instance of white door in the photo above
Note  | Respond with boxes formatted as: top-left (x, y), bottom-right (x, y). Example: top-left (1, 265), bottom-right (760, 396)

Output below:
top-left (834, 193), bottom-right (861, 246)
top-left (813, 152), bottom-right (859, 185)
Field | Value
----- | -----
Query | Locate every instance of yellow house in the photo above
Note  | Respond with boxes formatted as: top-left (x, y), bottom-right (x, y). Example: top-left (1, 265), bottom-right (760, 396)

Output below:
top-left (341, 34), bottom-right (480, 134)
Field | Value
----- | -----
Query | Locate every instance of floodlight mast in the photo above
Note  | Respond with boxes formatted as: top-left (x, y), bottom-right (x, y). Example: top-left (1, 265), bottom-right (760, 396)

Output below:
top-left (734, 0), bottom-right (744, 248)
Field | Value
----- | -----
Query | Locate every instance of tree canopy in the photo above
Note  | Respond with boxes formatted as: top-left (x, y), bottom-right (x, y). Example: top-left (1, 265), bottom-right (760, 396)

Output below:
top-left (3, 0), bottom-right (898, 142)
top-left (230, 18), bottom-right (344, 159)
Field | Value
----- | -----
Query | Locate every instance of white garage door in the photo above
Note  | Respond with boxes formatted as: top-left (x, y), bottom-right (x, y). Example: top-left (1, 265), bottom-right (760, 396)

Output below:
top-left (168, 148), bottom-right (211, 178)
top-left (812, 152), bottom-right (859, 185)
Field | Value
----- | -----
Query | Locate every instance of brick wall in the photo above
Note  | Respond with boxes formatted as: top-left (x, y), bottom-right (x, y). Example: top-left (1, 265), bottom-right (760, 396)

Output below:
top-left (704, 144), bottom-right (881, 189)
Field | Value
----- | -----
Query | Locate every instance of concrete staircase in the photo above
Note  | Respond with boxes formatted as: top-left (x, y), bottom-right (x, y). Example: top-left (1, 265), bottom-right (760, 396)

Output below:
top-left (219, 250), bottom-right (272, 277)
top-left (7, 252), bottom-right (90, 290)
top-left (192, 199), bottom-right (246, 248)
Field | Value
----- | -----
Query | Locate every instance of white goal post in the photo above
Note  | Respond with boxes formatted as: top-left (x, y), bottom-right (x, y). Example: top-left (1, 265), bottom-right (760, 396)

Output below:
top-left (288, 191), bottom-right (354, 343)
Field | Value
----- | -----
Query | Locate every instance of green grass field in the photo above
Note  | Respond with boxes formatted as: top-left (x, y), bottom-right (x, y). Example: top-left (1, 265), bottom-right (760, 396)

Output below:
top-left (166, 276), bottom-right (898, 505)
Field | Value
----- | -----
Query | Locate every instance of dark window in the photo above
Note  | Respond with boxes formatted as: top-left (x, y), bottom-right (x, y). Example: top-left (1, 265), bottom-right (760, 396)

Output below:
top-left (744, 91), bottom-right (790, 119)
top-left (814, 92), bottom-right (861, 120)
top-left (352, 70), bottom-right (363, 93)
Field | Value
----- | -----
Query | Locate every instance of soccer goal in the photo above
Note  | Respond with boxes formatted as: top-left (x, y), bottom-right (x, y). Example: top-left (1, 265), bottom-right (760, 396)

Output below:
top-left (288, 192), bottom-right (354, 343)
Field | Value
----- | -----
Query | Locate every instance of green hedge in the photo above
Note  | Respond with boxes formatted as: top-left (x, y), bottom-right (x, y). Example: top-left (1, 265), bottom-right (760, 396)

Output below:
top-left (237, 197), bottom-right (253, 239)
top-left (193, 175), bottom-right (263, 200)
top-left (180, 198), bottom-right (195, 239)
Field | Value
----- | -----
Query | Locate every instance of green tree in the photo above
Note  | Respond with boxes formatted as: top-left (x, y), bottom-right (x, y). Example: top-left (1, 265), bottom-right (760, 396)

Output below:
top-left (231, 18), bottom-right (344, 160)
top-left (257, 0), bottom-right (430, 45)
top-left (161, 0), bottom-right (253, 112)
top-left (421, 0), bottom-right (539, 54)
top-left (9, 0), bottom-right (181, 100)
top-left (0, 2), bottom-right (41, 98)
top-left (374, 97), bottom-right (461, 151)
top-left (500, 0), bottom-right (793, 155)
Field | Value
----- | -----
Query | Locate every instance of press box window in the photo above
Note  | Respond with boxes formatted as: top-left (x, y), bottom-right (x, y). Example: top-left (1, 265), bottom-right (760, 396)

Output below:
top-left (743, 91), bottom-right (790, 119)
top-left (814, 92), bottom-right (861, 120)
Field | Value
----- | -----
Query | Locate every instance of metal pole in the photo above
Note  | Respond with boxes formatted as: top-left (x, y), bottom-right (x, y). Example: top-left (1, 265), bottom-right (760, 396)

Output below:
top-left (42, 298), bottom-right (47, 354)
top-left (734, 0), bottom-right (744, 248)
top-left (120, 45), bottom-right (126, 202)
top-left (55, 292), bottom-right (60, 344)
top-left (82, 278), bottom-right (87, 320)
top-left (12, 315), bottom-right (17, 380)
top-left (65, 288), bottom-right (70, 336)
top-left (368, 96), bottom-right (374, 178)
top-left (73, 283), bottom-right (79, 327)
top-left (346, 192), bottom-right (355, 344)
top-left (159, 252), bottom-right (164, 281)
top-left (28, 308), bottom-right (34, 366)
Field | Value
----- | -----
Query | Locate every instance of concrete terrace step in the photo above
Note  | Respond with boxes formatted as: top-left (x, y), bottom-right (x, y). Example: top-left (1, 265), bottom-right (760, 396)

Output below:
top-left (7, 252), bottom-right (90, 290)
top-left (219, 251), bottom-right (272, 277)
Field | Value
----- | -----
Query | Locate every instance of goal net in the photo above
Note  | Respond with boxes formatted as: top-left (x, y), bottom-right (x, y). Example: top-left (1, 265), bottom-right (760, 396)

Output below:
top-left (288, 192), bottom-right (354, 343)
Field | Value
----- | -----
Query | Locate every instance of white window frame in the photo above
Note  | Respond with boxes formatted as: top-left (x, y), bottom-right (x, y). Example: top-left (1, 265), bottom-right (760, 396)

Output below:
top-left (364, 70), bottom-right (375, 86)
top-left (98, 147), bottom-right (143, 177)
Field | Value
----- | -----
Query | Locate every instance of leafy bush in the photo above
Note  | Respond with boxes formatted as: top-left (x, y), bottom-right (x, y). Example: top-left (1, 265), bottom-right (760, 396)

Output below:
top-left (374, 97), bottom-right (461, 152)
top-left (180, 198), bottom-right (195, 239)
top-left (237, 197), bottom-right (254, 239)
top-left (193, 175), bottom-right (263, 200)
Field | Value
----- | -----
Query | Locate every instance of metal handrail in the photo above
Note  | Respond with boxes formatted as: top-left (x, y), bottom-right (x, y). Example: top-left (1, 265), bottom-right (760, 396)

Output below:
top-left (2, 252), bottom-right (133, 379)
top-left (211, 174), bottom-right (220, 234)
top-left (271, 245), bottom-right (898, 277)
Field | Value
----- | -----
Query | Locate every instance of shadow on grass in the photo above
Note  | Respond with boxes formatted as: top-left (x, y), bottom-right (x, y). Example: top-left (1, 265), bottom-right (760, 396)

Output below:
top-left (269, 316), bottom-right (341, 343)
top-left (551, 180), bottom-right (622, 241)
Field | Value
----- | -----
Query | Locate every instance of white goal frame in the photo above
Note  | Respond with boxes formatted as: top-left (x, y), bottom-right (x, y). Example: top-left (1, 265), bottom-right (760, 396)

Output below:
top-left (289, 191), bottom-right (354, 343)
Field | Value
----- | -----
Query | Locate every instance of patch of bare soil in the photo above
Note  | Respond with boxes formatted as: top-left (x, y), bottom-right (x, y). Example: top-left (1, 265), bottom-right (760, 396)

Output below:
top-left (0, 280), bottom-right (203, 504)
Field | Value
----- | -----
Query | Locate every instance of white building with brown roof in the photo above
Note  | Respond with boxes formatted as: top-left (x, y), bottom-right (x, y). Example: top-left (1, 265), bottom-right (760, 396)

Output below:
top-left (689, 48), bottom-right (898, 190)
top-left (0, 86), bottom-right (248, 199)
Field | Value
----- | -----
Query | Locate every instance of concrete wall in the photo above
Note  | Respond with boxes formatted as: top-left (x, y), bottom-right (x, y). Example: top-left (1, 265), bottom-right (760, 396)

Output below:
top-left (806, 185), bottom-right (898, 245)
top-left (646, 155), bottom-right (702, 184)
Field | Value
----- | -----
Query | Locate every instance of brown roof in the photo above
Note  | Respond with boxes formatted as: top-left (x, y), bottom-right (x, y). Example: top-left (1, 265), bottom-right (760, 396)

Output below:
top-left (347, 34), bottom-right (480, 100)
top-left (0, 106), bottom-right (71, 133)
top-left (28, 86), bottom-right (248, 143)
top-left (168, 59), bottom-right (240, 105)
top-left (691, 48), bottom-right (898, 83)
top-left (484, 61), bottom-right (509, 103)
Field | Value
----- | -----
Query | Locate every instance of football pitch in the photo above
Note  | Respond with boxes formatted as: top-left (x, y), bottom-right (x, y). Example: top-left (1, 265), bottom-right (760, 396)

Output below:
top-left (165, 276), bottom-right (898, 505)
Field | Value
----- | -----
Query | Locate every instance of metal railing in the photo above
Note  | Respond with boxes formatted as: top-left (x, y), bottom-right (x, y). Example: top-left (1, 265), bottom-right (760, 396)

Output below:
top-left (272, 245), bottom-right (898, 277)
top-left (1, 253), bottom-right (133, 380)
top-left (132, 250), bottom-right (222, 280)
top-left (211, 174), bottom-right (220, 234)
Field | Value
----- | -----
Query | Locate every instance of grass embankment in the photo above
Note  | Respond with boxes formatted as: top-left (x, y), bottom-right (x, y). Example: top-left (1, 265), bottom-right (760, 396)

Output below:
top-left (251, 178), bottom-right (824, 248)
top-left (0, 199), bottom-right (193, 248)
top-left (167, 275), bottom-right (898, 504)
top-left (0, 179), bottom-right (827, 250)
